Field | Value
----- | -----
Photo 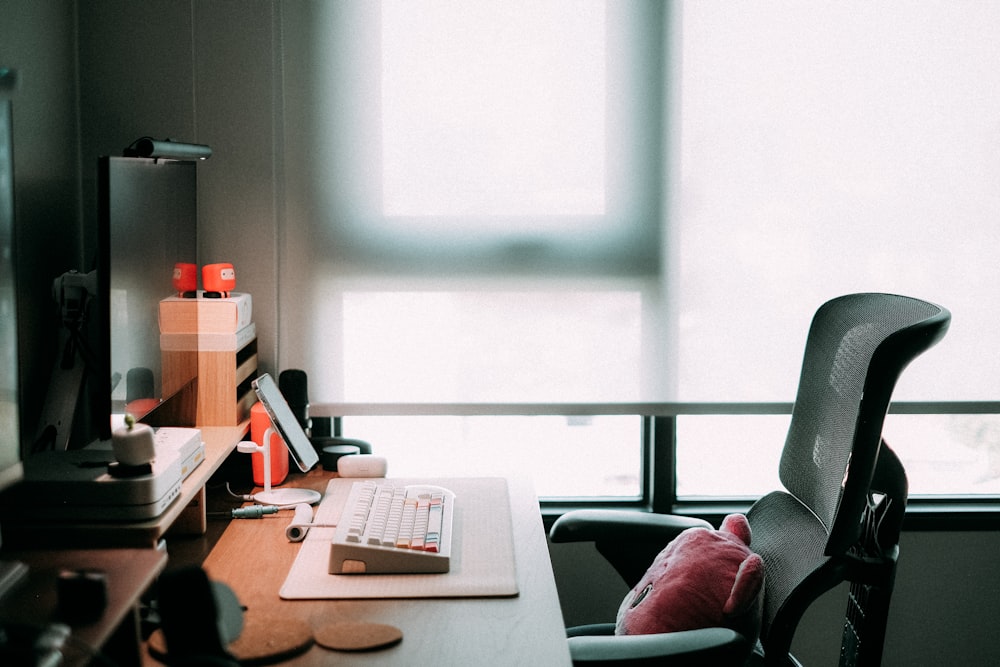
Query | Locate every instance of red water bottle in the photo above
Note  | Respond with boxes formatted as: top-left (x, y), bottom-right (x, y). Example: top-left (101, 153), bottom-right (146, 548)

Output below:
top-left (250, 401), bottom-right (289, 486)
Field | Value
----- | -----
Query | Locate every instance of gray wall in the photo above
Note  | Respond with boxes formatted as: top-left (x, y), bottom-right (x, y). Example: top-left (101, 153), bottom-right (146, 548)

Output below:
top-left (73, 1), bottom-right (285, 378)
top-left (3, 2), bottom-right (1000, 664)
top-left (0, 0), bottom-right (81, 438)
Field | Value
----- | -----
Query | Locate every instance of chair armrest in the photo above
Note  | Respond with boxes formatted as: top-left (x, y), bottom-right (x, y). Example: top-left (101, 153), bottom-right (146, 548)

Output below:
top-left (549, 510), bottom-right (712, 587)
top-left (568, 627), bottom-right (750, 666)
top-left (549, 510), bottom-right (711, 545)
top-left (567, 623), bottom-right (617, 638)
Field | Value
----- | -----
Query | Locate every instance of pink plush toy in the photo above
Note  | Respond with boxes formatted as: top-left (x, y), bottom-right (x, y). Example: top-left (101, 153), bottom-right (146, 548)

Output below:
top-left (615, 513), bottom-right (765, 640)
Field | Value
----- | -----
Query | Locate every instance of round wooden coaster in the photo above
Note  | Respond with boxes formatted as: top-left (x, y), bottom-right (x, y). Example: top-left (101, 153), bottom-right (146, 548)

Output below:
top-left (228, 612), bottom-right (313, 664)
top-left (147, 612), bottom-right (313, 666)
top-left (314, 621), bottom-right (404, 652)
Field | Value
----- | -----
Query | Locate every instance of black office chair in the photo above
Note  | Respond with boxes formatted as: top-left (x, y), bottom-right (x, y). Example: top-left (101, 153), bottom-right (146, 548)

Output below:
top-left (550, 293), bottom-right (951, 666)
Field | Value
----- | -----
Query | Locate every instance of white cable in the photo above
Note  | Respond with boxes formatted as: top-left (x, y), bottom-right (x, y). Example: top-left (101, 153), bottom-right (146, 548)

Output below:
top-left (285, 522), bottom-right (339, 542)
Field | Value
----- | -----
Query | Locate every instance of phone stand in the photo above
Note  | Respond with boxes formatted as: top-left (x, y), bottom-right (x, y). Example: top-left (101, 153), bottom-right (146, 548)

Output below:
top-left (237, 427), bottom-right (321, 506)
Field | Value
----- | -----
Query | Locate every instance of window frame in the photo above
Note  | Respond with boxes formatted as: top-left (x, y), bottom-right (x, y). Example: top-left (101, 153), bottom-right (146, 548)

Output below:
top-left (318, 401), bottom-right (1000, 531)
top-left (282, 0), bottom-right (668, 277)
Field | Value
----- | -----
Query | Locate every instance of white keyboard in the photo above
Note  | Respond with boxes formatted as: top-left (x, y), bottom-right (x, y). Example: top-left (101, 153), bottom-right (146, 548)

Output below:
top-left (329, 481), bottom-right (455, 574)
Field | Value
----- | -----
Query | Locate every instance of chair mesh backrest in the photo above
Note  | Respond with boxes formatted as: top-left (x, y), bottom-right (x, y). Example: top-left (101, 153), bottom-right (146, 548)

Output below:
top-left (779, 293), bottom-right (947, 544)
top-left (748, 293), bottom-right (949, 662)
top-left (747, 490), bottom-right (830, 640)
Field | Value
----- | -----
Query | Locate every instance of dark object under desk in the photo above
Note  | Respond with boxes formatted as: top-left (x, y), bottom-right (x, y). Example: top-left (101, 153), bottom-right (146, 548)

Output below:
top-left (0, 547), bottom-right (166, 666)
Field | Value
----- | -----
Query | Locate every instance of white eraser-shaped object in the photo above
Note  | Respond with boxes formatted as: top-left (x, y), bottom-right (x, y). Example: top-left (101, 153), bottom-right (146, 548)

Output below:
top-left (337, 454), bottom-right (388, 478)
top-left (111, 421), bottom-right (157, 466)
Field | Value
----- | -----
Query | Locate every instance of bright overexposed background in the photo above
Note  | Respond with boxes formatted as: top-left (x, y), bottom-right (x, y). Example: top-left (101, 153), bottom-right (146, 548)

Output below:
top-left (280, 1), bottom-right (1000, 500)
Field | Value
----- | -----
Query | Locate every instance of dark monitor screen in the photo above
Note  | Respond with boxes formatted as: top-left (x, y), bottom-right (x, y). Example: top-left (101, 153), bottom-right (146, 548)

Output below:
top-left (0, 93), bottom-right (23, 490)
top-left (95, 156), bottom-right (198, 439)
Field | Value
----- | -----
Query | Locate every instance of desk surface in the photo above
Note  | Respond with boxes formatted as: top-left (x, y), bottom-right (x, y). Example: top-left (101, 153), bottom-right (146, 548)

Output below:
top-left (196, 472), bottom-right (572, 666)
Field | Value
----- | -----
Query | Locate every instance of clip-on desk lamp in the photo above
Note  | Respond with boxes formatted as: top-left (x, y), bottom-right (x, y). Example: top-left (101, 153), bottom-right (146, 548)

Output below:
top-left (237, 373), bottom-right (321, 506)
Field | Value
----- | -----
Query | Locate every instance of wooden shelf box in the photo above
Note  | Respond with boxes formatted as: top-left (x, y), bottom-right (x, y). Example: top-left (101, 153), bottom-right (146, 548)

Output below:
top-left (161, 327), bottom-right (258, 427)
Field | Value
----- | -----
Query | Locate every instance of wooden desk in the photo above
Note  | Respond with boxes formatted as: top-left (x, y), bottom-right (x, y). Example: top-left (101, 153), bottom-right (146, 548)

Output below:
top-left (0, 546), bottom-right (167, 666)
top-left (196, 472), bottom-right (572, 666)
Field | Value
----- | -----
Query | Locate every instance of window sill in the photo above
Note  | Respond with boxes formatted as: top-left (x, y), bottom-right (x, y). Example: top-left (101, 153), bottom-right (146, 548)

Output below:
top-left (541, 498), bottom-right (1000, 532)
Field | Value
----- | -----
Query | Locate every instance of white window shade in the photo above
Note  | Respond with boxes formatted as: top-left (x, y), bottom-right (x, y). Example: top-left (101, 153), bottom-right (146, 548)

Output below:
top-left (674, 1), bottom-right (1000, 402)
top-left (278, 1), bottom-right (672, 404)
top-left (381, 0), bottom-right (607, 219)
top-left (281, 1), bottom-right (665, 276)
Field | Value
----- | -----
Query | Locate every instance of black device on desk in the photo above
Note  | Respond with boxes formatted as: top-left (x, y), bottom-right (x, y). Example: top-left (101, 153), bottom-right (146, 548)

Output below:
top-left (278, 369), bottom-right (311, 435)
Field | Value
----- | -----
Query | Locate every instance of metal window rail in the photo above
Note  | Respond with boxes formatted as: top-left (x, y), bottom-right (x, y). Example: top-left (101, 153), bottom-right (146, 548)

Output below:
top-left (313, 402), bottom-right (1000, 529)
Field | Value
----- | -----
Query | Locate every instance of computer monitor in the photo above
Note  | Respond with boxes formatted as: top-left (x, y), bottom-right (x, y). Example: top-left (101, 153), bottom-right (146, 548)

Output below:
top-left (85, 156), bottom-right (198, 446)
top-left (28, 155), bottom-right (199, 452)
top-left (0, 79), bottom-right (23, 493)
top-left (0, 71), bottom-right (27, 597)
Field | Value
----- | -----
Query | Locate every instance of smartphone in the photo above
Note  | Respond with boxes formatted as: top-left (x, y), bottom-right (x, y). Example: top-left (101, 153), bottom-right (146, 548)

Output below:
top-left (251, 372), bottom-right (320, 473)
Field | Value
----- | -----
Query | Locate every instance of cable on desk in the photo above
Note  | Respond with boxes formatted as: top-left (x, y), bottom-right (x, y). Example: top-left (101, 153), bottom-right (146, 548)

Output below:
top-left (224, 482), bottom-right (257, 503)
top-left (286, 503), bottom-right (314, 541)
top-left (231, 505), bottom-right (280, 519)
top-left (207, 506), bottom-right (278, 519)
top-left (209, 503), bottom-right (339, 536)
top-left (284, 504), bottom-right (338, 541)
top-left (222, 482), bottom-right (321, 510)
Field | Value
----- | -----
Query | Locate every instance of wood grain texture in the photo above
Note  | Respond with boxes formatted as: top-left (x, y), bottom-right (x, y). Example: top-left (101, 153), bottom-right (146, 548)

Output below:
top-left (200, 472), bottom-right (571, 666)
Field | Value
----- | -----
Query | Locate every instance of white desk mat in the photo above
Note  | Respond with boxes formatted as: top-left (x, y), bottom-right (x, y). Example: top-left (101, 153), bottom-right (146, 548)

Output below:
top-left (280, 477), bottom-right (519, 599)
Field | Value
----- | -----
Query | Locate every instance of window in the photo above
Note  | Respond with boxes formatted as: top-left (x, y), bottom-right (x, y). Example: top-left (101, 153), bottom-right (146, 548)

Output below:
top-left (339, 414), bottom-right (644, 500)
top-left (278, 2), bottom-right (1000, 504)
top-left (676, 2), bottom-right (1000, 404)
top-left (338, 289), bottom-right (646, 403)
top-left (281, 1), bottom-right (664, 275)
top-left (381, 0), bottom-right (606, 219)
top-left (671, 2), bottom-right (1000, 500)
top-left (279, 1), bottom-right (669, 402)
top-left (277, 1), bottom-right (668, 502)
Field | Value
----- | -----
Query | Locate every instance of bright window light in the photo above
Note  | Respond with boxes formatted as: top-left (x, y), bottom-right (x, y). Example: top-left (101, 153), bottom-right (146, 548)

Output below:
top-left (676, 2), bottom-right (1000, 404)
top-left (282, 1), bottom-right (662, 273)
top-left (883, 414), bottom-right (1000, 497)
top-left (342, 415), bottom-right (643, 499)
top-left (381, 0), bottom-right (606, 218)
top-left (674, 2), bottom-right (1000, 497)
top-left (675, 416), bottom-right (787, 499)
top-left (339, 289), bottom-right (644, 403)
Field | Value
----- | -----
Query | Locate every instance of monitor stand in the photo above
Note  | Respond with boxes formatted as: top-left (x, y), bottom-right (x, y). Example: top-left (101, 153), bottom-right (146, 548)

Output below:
top-left (237, 428), bottom-right (320, 506)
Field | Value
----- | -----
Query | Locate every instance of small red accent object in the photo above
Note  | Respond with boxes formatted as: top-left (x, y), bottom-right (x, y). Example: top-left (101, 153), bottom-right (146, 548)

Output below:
top-left (202, 262), bottom-right (236, 297)
top-left (250, 401), bottom-right (289, 486)
top-left (172, 262), bottom-right (198, 296)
